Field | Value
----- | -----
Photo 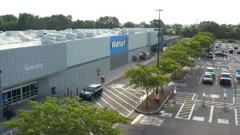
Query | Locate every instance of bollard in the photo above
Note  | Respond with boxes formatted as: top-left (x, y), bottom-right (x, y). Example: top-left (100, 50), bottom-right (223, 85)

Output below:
top-left (67, 88), bottom-right (70, 97)
top-left (76, 88), bottom-right (79, 96)
top-left (70, 90), bottom-right (72, 98)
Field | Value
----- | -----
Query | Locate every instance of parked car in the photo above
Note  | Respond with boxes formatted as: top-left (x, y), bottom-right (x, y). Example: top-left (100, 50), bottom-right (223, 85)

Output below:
top-left (237, 50), bottom-right (240, 54)
top-left (234, 46), bottom-right (238, 50)
top-left (221, 69), bottom-right (230, 74)
top-left (219, 73), bottom-right (232, 86)
top-left (205, 67), bottom-right (215, 79)
top-left (215, 51), bottom-right (227, 57)
top-left (139, 52), bottom-right (147, 60)
top-left (236, 70), bottom-right (240, 82)
top-left (228, 49), bottom-right (234, 54)
top-left (202, 73), bottom-right (213, 84)
top-left (79, 84), bottom-right (103, 101)
top-left (206, 52), bottom-right (213, 58)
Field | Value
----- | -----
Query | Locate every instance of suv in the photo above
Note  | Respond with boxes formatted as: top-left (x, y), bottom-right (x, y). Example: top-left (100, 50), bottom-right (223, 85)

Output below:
top-left (79, 84), bottom-right (103, 101)
top-left (202, 73), bottom-right (213, 84)
top-left (205, 67), bottom-right (215, 79)
top-left (219, 73), bottom-right (232, 86)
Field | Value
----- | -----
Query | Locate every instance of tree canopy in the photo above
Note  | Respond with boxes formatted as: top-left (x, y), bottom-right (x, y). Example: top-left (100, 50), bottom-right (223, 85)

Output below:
top-left (2, 97), bottom-right (129, 135)
top-left (161, 49), bottom-right (193, 69)
top-left (158, 58), bottom-right (181, 74)
top-left (0, 13), bottom-right (164, 31)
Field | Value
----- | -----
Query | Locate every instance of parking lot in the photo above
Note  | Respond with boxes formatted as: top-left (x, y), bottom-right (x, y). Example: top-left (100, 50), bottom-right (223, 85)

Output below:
top-left (88, 77), bottom-right (147, 120)
top-left (130, 43), bottom-right (240, 130)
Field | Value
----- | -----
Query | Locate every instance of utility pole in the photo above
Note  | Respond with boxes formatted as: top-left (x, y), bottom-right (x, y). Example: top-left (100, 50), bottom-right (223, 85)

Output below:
top-left (154, 9), bottom-right (164, 95)
top-left (0, 70), bottom-right (3, 121)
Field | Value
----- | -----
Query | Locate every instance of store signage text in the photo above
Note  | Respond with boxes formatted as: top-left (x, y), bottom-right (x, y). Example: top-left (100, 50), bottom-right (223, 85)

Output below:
top-left (25, 64), bottom-right (43, 71)
top-left (111, 39), bottom-right (128, 48)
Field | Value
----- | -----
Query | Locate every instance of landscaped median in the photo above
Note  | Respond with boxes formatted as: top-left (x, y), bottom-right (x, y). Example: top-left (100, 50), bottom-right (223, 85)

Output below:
top-left (124, 32), bottom-right (215, 115)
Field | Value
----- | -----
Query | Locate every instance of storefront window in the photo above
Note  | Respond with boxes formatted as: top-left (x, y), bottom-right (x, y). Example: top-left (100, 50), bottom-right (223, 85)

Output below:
top-left (2, 82), bottom-right (38, 106)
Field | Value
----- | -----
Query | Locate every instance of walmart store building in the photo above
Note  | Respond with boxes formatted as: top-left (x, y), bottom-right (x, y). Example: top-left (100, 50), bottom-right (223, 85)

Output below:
top-left (0, 29), bottom-right (181, 105)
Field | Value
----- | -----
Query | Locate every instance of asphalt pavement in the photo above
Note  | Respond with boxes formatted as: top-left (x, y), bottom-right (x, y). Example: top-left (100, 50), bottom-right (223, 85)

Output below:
top-left (119, 43), bottom-right (240, 135)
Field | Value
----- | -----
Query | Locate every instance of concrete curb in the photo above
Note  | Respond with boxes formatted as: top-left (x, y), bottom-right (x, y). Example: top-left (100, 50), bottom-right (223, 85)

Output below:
top-left (104, 58), bottom-right (157, 86)
top-left (171, 69), bottom-right (191, 83)
top-left (134, 91), bottom-right (173, 115)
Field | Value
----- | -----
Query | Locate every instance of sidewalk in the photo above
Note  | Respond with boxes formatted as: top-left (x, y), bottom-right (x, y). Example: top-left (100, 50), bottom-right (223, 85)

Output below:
top-left (103, 57), bottom-right (157, 85)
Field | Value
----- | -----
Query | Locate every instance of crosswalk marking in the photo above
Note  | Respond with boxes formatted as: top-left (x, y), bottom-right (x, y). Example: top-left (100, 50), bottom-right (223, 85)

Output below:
top-left (175, 100), bottom-right (195, 120)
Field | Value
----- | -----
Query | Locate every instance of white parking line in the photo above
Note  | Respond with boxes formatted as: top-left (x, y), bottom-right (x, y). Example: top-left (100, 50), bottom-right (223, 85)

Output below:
top-left (215, 72), bottom-right (218, 86)
top-left (232, 79), bottom-right (234, 87)
top-left (100, 97), bottom-right (125, 116)
top-left (126, 110), bottom-right (135, 117)
top-left (199, 74), bottom-right (204, 84)
top-left (119, 88), bottom-right (140, 99)
top-left (127, 88), bottom-right (143, 95)
top-left (175, 103), bottom-right (185, 119)
top-left (126, 84), bottom-right (135, 89)
top-left (188, 104), bottom-right (195, 120)
top-left (131, 114), bottom-right (144, 124)
top-left (94, 100), bottom-right (104, 108)
top-left (104, 87), bottom-right (135, 108)
top-left (235, 108), bottom-right (238, 126)
top-left (192, 94), bottom-right (196, 100)
top-left (209, 106), bottom-right (214, 123)
top-left (229, 65), bottom-right (231, 70)
top-left (109, 87), bottom-right (139, 104)
top-left (103, 92), bottom-right (131, 113)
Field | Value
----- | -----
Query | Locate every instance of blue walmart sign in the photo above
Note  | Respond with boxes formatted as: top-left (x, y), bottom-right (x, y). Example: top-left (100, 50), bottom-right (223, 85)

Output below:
top-left (110, 35), bottom-right (129, 56)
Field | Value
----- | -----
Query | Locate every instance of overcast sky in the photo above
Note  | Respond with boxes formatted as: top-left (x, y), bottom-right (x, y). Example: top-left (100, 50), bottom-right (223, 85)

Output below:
top-left (1, 0), bottom-right (239, 25)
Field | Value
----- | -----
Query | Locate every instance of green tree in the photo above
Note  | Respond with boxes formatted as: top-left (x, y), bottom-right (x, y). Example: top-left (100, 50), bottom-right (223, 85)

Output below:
top-left (95, 16), bottom-right (120, 29)
top-left (172, 24), bottom-right (183, 35)
top-left (181, 25), bottom-right (198, 38)
top-left (18, 13), bottom-right (35, 30)
top-left (193, 34), bottom-right (212, 48)
top-left (2, 97), bottom-right (129, 135)
top-left (158, 58), bottom-right (181, 74)
top-left (161, 49), bottom-right (193, 69)
top-left (125, 64), bottom-right (169, 108)
top-left (179, 39), bottom-right (202, 58)
top-left (150, 19), bottom-right (164, 28)
top-left (199, 21), bottom-right (219, 36)
top-left (123, 22), bottom-right (135, 28)
top-left (72, 19), bottom-right (84, 28)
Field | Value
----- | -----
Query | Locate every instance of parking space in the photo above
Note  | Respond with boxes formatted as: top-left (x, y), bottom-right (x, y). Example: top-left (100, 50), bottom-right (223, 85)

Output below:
top-left (212, 108), bottom-right (235, 125)
top-left (91, 82), bottom-right (148, 119)
top-left (191, 106), bottom-right (211, 122)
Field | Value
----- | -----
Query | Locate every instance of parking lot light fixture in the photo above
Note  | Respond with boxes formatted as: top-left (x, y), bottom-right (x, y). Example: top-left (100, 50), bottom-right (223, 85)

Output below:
top-left (154, 9), bottom-right (164, 95)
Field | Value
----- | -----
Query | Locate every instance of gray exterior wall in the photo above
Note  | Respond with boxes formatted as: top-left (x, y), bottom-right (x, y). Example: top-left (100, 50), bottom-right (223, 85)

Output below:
top-left (128, 33), bottom-right (148, 50)
top-left (147, 32), bottom-right (158, 45)
top-left (128, 46), bottom-right (150, 63)
top-left (0, 43), bottom-right (67, 88)
top-left (110, 52), bottom-right (128, 70)
top-left (66, 37), bottom-right (110, 67)
top-left (39, 57), bottom-right (110, 96)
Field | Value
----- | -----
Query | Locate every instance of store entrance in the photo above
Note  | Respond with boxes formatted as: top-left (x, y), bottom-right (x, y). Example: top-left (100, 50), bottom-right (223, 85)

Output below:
top-left (2, 82), bottom-right (38, 106)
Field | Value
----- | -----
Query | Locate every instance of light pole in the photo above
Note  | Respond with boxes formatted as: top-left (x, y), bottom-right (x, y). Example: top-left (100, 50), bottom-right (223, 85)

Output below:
top-left (0, 70), bottom-right (3, 121)
top-left (155, 9), bottom-right (164, 95)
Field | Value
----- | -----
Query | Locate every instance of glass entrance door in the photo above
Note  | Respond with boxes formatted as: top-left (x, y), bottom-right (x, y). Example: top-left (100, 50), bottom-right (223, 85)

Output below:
top-left (2, 82), bottom-right (38, 106)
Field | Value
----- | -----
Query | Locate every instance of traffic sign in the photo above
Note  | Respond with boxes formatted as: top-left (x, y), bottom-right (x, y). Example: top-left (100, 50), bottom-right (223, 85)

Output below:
top-left (210, 94), bottom-right (219, 99)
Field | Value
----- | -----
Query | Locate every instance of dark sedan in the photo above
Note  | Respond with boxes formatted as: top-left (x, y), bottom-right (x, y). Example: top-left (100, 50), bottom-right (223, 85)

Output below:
top-left (215, 51), bottom-right (227, 57)
top-left (79, 84), bottom-right (103, 101)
